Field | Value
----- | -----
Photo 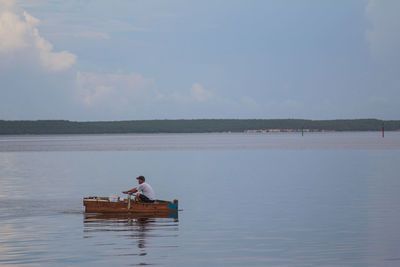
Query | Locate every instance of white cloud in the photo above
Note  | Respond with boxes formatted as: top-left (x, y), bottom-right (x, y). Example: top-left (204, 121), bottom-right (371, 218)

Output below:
top-left (39, 17), bottom-right (145, 41)
top-left (0, 0), bottom-right (76, 71)
top-left (366, 0), bottom-right (400, 62)
top-left (0, 0), bottom-right (14, 10)
top-left (190, 83), bottom-right (213, 102)
top-left (157, 83), bottom-right (215, 104)
top-left (76, 72), bottom-right (156, 107)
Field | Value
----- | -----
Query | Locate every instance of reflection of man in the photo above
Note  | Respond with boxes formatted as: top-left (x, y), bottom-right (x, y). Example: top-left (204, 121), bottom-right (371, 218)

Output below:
top-left (122, 176), bottom-right (155, 203)
top-left (136, 218), bottom-right (150, 250)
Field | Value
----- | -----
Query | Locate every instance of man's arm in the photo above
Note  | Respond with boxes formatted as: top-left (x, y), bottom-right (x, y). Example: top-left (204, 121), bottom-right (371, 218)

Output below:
top-left (122, 187), bottom-right (138, 194)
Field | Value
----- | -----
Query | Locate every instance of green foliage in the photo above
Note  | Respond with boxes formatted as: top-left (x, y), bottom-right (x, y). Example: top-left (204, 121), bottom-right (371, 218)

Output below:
top-left (0, 119), bottom-right (398, 135)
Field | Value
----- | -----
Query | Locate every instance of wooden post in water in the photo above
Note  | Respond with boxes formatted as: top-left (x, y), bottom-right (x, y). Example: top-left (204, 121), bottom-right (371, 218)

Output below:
top-left (382, 122), bottom-right (384, 138)
top-left (302, 128), bottom-right (304, 136)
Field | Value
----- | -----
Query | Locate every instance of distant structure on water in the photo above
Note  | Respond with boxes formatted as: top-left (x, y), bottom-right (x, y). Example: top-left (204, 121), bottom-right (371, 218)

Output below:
top-left (245, 129), bottom-right (313, 133)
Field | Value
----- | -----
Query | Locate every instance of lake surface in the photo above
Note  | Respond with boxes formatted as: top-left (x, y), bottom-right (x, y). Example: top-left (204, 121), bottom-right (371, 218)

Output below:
top-left (0, 132), bottom-right (400, 266)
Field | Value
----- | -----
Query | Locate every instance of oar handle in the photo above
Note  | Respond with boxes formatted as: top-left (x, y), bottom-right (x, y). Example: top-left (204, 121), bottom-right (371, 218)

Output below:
top-left (127, 194), bottom-right (131, 209)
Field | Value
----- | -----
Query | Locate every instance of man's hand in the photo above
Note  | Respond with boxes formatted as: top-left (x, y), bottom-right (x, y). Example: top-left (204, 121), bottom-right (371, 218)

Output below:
top-left (122, 187), bottom-right (137, 195)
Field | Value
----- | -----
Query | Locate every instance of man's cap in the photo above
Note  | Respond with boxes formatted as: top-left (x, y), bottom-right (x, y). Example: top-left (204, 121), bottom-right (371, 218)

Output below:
top-left (136, 175), bottom-right (145, 181)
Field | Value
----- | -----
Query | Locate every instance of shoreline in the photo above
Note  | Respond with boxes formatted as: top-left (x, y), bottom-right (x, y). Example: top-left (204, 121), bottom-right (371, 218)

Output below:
top-left (0, 130), bottom-right (398, 137)
top-left (0, 119), bottom-right (398, 135)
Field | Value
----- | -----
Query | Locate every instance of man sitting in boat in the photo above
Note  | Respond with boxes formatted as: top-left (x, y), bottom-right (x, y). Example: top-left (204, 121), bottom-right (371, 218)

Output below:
top-left (122, 175), bottom-right (155, 203)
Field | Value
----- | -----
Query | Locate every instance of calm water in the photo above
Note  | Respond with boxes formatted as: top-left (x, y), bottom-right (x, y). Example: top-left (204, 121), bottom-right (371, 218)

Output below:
top-left (0, 132), bottom-right (400, 266)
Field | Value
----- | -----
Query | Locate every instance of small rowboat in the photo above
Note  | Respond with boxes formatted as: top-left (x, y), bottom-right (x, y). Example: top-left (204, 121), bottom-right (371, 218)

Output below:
top-left (83, 196), bottom-right (178, 214)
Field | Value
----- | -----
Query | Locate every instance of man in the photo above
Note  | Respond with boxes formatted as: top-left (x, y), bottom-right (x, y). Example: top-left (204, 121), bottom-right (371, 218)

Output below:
top-left (122, 175), bottom-right (155, 203)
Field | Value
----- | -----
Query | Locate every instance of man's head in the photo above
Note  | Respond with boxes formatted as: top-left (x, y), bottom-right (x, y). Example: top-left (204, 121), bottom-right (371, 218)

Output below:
top-left (136, 175), bottom-right (145, 184)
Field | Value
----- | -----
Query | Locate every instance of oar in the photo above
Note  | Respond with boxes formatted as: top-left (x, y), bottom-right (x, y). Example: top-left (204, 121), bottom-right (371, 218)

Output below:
top-left (127, 193), bottom-right (132, 210)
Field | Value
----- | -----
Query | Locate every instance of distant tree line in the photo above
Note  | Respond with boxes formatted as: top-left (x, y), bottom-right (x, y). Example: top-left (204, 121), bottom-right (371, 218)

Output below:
top-left (0, 119), bottom-right (399, 135)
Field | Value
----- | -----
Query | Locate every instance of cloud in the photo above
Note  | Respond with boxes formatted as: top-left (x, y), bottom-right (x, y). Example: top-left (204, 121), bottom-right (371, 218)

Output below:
top-left (39, 17), bottom-right (144, 41)
top-left (190, 83), bottom-right (214, 102)
top-left (76, 72), bottom-right (156, 107)
top-left (0, 0), bottom-right (76, 71)
top-left (163, 83), bottom-right (214, 103)
top-left (366, 0), bottom-right (400, 62)
top-left (0, 0), bottom-right (13, 10)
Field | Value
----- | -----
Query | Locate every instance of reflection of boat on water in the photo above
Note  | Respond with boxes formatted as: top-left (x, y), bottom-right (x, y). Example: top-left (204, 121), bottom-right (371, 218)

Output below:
top-left (83, 196), bottom-right (178, 214)
top-left (83, 212), bottom-right (179, 256)
top-left (84, 211), bottom-right (178, 220)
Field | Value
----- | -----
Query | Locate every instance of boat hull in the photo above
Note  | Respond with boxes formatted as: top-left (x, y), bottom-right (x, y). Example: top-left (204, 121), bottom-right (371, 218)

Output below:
top-left (83, 197), bottom-right (178, 214)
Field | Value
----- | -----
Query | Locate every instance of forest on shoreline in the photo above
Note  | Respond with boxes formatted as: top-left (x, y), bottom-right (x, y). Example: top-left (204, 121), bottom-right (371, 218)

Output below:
top-left (0, 119), bottom-right (399, 135)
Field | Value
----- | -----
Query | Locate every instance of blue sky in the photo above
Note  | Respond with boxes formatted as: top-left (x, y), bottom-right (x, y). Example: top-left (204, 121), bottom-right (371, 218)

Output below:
top-left (0, 0), bottom-right (399, 120)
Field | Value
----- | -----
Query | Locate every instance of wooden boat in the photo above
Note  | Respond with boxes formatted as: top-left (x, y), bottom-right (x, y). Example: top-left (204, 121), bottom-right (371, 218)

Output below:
top-left (83, 196), bottom-right (178, 214)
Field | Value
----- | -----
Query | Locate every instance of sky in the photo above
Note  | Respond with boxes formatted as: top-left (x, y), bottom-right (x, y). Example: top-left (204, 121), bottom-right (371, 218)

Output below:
top-left (0, 0), bottom-right (399, 121)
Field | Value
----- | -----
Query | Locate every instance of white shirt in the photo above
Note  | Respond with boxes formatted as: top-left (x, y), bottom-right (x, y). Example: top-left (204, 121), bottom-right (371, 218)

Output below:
top-left (137, 182), bottom-right (155, 200)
